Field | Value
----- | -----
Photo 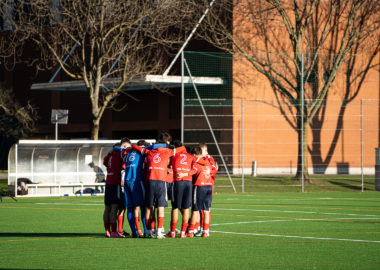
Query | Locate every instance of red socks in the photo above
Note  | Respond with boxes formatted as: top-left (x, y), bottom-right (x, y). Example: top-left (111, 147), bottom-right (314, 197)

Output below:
top-left (194, 222), bottom-right (199, 230)
top-left (203, 223), bottom-right (210, 231)
top-left (171, 221), bottom-right (177, 232)
top-left (135, 217), bottom-right (141, 232)
top-left (117, 215), bottom-right (124, 233)
top-left (151, 218), bottom-right (156, 230)
top-left (181, 223), bottom-right (188, 233)
top-left (158, 217), bottom-right (164, 229)
top-left (200, 210), bottom-right (205, 228)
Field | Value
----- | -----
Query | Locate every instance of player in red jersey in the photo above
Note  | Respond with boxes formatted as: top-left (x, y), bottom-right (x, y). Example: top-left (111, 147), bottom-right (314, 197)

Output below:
top-left (187, 146), bottom-right (217, 238)
top-left (102, 138), bottom-right (131, 238)
top-left (166, 141), bottom-right (195, 238)
top-left (132, 132), bottom-right (174, 239)
top-left (197, 143), bottom-right (218, 236)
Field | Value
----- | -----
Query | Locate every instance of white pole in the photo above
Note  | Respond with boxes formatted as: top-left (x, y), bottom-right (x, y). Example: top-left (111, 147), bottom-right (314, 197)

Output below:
top-left (77, 147), bottom-right (81, 183)
top-left (31, 147), bottom-right (35, 183)
top-left (55, 114), bottom-right (58, 140)
top-left (184, 59), bottom-right (236, 193)
top-left (181, 51), bottom-right (185, 143)
top-left (241, 98), bottom-right (244, 192)
top-left (361, 98), bottom-right (364, 192)
top-left (163, 0), bottom-right (216, 77)
top-left (301, 52), bottom-right (305, 193)
top-left (15, 143), bottom-right (18, 197)
top-left (54, 148), bottom-right (58, 189)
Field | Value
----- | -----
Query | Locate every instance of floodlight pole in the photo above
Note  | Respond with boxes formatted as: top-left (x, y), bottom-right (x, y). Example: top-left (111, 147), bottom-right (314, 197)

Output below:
top-left (163, 0), bottom-right (216, 77)
top-left (181, 51), bottom-right (185, 143)
top-left (301, 52), bottom-right (305, 193)
top-left (104, 16), bottom-right (147, 79)
top-left (184, 59), bottom-right (236, 193)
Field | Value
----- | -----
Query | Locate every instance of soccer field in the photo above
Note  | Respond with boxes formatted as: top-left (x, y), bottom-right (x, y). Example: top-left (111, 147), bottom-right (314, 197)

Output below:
top-left (1, 193), bottom-right (380, 269)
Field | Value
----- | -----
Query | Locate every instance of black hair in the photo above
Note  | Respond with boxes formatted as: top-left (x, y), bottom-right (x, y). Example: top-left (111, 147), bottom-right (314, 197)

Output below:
top-left (120, 137), bottom-right (131, 144)
top-left (137, 139), bottom-right (150, 146)
top-left (191, 146), bottom-right (203, 156)
top-left (157, 132), bottom-right (172, 144)
top-left (173, 140), bottom-right (183, 148)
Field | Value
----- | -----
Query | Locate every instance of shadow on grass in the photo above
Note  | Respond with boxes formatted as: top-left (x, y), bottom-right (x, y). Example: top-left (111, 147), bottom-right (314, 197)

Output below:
top-left (328, 180), bottom-right (363, 191)
top-left (0, 232), bottom-right (103, 238)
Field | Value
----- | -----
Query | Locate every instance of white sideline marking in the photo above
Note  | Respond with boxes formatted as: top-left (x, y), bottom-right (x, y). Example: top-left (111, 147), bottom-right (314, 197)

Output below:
top-left (210, 230), bottom-right (380, 244)
top-left (226, 197), bottom-right (380, 201)
top-left (36, 203), bottom-right (103, 206)
top-left (212, 208), bottom-right (379, 217)
top-left (211, 220), bottom-right (295, 226)
top-left (35, 203), bottom-right (380, 218)
top-left (211, 217), bottom-right (380, 226)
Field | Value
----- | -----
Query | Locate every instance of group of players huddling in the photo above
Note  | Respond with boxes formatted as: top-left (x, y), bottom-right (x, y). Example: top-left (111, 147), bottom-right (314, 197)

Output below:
top-left (102, 132), bottom-right (218, 239)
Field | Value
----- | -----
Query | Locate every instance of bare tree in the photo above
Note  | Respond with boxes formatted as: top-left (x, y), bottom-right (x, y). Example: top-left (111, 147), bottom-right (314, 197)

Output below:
top-left (9, 0), bottom-right (197, 139)
top-left (0, 87), bottom-right (36, 139)
top-left (198, 0), bottom-right (380, 180)
top-left (0, 1), bottom-right (34, 69)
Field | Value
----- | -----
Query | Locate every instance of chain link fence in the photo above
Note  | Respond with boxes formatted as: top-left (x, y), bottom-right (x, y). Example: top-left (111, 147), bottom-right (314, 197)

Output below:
top-left (182, 51), bottom-right (379, 192)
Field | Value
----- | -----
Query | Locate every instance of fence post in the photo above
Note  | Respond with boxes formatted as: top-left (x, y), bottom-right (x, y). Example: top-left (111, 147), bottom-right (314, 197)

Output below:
top-left (301, 52), bottom-right (305, 193)
top-left (241, 98), bottom-right (244, 192)
top-left (361, 99), bottom-right (364, 192)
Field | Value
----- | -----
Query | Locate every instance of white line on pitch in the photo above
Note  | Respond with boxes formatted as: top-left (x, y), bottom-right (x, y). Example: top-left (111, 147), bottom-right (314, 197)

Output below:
top-left (211, 217), bottom-right (380, 227)
top-left (212, 208), bottom-right (379, 217)
top-left (210, 230), bottom-right (380, 244)
top-left (211, 220), bottom-right (295, 226)
top-left (36, 203), bottom-right (103, 206)
top-left (226, 197), bottom-right (380, 201)
top-left (34, 203), bottom-right (380, 218)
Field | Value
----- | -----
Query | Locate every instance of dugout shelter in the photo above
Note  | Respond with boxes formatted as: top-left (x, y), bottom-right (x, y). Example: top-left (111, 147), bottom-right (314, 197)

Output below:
top-left (7, 139), bottom-right (153, 197)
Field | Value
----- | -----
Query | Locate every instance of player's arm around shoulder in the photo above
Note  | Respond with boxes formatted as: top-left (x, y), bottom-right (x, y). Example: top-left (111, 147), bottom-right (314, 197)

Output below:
top-left (132, 144), bottom-right (149, 156)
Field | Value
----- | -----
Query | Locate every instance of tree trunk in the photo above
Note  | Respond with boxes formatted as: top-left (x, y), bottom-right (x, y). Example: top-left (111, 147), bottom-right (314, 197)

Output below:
top-left (295, 112), bottom-right (310, 182)
top-left (90, 118), bottom-right (100, 140)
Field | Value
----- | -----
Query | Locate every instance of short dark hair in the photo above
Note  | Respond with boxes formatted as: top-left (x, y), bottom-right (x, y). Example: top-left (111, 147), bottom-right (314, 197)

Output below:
top-left (120, 137), bottom-right (131, 144)
top-left (137, 139), bottom-right (150, 146)
top-left (157, 132), bottom-right (172, 143)
top-left (191, 146), bottom-right (203, 156)
top-left (173, 140), bottom-right (183, 148)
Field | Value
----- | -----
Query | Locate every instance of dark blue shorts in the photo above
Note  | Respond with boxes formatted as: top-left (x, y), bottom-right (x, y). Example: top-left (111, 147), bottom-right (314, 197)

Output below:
top-left (173, 181), bottom-right (192, 209)
top-left (104, 184), bottom-right (122, 206)
top-left (166, 182), bottom-right (174, 202)
top-left (145, 180), bottom-right (168, 208)
top-left (192, 185), bottom-right (212, 211)
top-left (124, 180), bottom-right (145, 208)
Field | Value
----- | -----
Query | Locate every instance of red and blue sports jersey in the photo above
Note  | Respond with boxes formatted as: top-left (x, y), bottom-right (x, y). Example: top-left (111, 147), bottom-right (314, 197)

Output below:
top-left (123, 150), bottom-right (144, 186)
top-left (103, 147), bottom-right (123, 185)
top-left (171, 146), bottom-right (195, 182)
top-left (133, 145), bottom-right (175, 181)
top-left (192, 157), bottom-right (217, 186)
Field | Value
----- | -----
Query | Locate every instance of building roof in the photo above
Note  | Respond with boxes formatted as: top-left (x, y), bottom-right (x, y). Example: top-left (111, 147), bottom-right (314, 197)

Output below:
top-left (30, 75), bottom-right (224, 91)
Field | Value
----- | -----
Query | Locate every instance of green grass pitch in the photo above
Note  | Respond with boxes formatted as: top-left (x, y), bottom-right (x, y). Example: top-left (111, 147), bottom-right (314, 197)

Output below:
top-left (1, 192), bottom-right (380, 269)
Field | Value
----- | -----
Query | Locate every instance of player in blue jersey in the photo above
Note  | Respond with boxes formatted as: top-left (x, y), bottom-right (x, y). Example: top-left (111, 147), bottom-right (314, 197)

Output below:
top-left (123, 140), bottom-right (152, 238)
